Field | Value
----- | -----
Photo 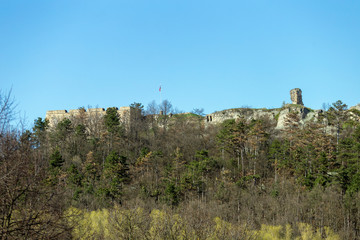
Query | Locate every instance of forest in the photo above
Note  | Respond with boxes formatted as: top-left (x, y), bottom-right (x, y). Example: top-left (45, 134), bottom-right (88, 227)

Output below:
top-left (1, 90), bottom-right (360, 239)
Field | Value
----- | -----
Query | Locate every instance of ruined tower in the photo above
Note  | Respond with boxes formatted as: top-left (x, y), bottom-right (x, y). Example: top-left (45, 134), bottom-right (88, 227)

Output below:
top-left (290, 88), bottom-right (304, 105)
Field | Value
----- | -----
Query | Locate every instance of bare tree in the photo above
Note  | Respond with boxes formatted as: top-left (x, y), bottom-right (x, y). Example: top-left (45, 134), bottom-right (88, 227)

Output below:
top-left (192, 108), bottom-right (205, 116)
top-left (0, 89), bottom-right (16, 135)
top-left (146, 100), bottom-right (158, 115)
top-left (0, 89), bottom-right (72, 239)
top-left (159, 100), bottom-right (173, 116)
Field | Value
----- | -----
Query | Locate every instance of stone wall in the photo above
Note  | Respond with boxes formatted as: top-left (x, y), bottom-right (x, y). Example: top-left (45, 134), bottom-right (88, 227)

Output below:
top-left (290, 88), bottom-right (304, 105)
top-left (46, 107), bottom-right (140, 129)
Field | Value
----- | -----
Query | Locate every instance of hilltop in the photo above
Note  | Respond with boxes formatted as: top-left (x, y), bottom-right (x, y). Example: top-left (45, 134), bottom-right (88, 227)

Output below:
top-left (45, 88), bottom-right (360, 136)
top-left (3, 88), bottom-right (360, 238)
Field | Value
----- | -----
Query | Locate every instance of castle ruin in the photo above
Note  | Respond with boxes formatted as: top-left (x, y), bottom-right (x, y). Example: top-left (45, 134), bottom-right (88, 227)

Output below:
top-left (203, 88), bottom-right (321, 129)
top-left (46, 88), bottom-right (316, 131)
top-left (46, 106), bottom-right (140, 129)
top-left (290, 88), bottom-right (304, 105)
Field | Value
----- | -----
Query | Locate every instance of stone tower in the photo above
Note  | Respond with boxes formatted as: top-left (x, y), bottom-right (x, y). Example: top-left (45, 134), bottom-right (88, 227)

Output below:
top-left (290, 88), bottom-right (303, 105)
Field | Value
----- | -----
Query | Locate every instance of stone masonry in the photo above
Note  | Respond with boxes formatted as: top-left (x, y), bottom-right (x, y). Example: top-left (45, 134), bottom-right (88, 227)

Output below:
top-left (45, 106), bottom-right (140, 129)
top-left (290, 88), bottom-right (304, 105)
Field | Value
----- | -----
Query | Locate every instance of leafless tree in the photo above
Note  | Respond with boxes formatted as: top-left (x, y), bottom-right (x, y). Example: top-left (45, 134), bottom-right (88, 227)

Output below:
top-left (192, 108), bottom-right (205, 116)
top-left (159, 99), bottom-right (173, 116)
top-left (0, 89), bottom-right (72, 239)
top-left (146, 100), bottom-right (158, 115)
top-left (0, 89), bottom-right (16, 135)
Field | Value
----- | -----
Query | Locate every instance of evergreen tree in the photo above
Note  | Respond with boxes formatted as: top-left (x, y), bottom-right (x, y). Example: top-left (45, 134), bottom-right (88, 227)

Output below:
top-left (32, 117), bottom-right (49, 147)
top-left (99, 151), bottom-right (130, 203)
top-left (217, 119), bottom-right (248, 176)
top-left (328, 100), bottom-right (348, 149)
top-left (50, 148), bottom-right (64, 169)
top-left (104, 107), bottom-right (121, 134)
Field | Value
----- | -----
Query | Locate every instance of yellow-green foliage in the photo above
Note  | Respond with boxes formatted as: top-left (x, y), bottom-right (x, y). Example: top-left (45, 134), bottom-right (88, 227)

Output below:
top-left (285, 225), bottom-right (293, 240)
top-left (296, 223), bottom-right (322, 240)
top-left (67, 207), bottom-right (340, 240)
top-left (295, 223), bottom-right (340, 240)
top-left (67, 207), bottom-right (109, 239)
top-left (251, 223), bottom-right (340, 240)
top-left (210, 217), bottom-right (236, 239)
top-left (253, 224), bottom-right (290, 240)
top-left (213, 217), bottom-right (232, 235)
top-left (107, 206), bottom-right (148, 240)
top-left (323, 227), bottom-right (341, 240)
top-left (149, 209), bottom-right (188, 240)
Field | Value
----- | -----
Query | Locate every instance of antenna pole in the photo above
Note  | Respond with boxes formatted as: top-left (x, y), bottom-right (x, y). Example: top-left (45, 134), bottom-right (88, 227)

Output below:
top-left (159, 84), bottom-right (162, 105)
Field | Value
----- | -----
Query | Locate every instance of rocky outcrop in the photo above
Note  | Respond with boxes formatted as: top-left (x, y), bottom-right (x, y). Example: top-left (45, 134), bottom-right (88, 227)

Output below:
top-left (275, 105), bottom-right (323, 129)
top-left (350, 104), bottom-right (360, 111)
top-left (204, 88), bottom-right (313, 129)
top-left (205, 108), bottom-right (279, 125)
top-left (205, 105), bottom-right (323, 130)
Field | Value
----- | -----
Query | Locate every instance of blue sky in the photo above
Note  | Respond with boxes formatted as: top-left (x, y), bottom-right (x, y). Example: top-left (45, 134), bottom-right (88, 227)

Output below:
top-left (1, 0), bottom-right (360, 127)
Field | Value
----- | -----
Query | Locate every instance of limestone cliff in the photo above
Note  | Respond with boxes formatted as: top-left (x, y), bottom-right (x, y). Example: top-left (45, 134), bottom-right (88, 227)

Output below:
top-left (204, 105), bottom-right (323, 130)
top-left (204, 88), bottom-right (359, 131)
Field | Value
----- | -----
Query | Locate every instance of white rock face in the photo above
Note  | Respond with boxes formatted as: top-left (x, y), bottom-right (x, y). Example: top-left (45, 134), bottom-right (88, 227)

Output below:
top-left (205, 108), bottom-right (280, 126)
top-left (205, 105), bottom-right (325, 131)
top-left (276, 108), bottom-right (290, 129)
top-left (350, 104), bottom-right (360, 111)
top-left (203, 89), bottom-right (336, 129)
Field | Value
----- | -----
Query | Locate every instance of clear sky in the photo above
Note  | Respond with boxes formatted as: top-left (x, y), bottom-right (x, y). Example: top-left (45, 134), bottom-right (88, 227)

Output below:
top-left (1, 0), bottom-right (360, 127)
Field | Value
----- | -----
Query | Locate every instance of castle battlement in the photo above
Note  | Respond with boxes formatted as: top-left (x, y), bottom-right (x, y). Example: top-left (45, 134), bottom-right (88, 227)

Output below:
top-left (87, 108), bottom-right (105, 113)
top-left (45, 106), bottom-right (140, 129)
top-left (47, 110), bottom-right (68, 114)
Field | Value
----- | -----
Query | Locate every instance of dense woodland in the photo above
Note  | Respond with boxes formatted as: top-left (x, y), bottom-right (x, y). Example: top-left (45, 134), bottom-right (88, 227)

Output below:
top-left (2, 90), bottom-right (360, 239)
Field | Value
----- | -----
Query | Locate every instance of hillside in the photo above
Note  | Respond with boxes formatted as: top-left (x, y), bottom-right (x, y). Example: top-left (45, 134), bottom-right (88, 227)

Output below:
top-left (2, 89), bottom-right (360, 239)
